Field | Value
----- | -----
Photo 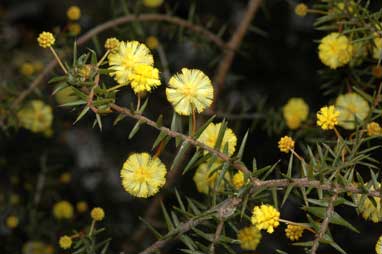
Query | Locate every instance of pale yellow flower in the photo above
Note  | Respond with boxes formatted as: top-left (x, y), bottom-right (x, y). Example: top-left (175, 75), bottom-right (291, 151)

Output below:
top-left (129, 64), bottom-right (161, 94)
top-left (367, 122), bottom-right (382, 136)
top-left (282, 98), bottom-right (309, 129)
top-left (318, 33), bottom-right (353, 69)
top-left (232, 171), bottom-right (245, 189)
top-left (53, 201), bottom-right (74, 220)
top-left (17, 100), bottom-right (53, 134)
top-left (335, 93), bottom-right (369, 130)
top-left (237, 226), bottom-right (262, 250)
top-left (193, 161), bottom-right (230, 194)
top-left (376, 235), bottom-right (382, 254)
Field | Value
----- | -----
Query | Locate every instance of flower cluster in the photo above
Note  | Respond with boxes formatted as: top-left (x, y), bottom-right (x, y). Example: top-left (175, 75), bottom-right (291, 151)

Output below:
top-left (251, 205), bottom-right (280, 234)
top-left (278, 136), bottom-right (295, 153)
top-left (318, 32), bottom-right (353, 69)
top-left (285, 224), bottom-right (304, 241)
top-left (316, 105), bottom-right (340, 130)
top-left (237, 226), bottom-right (262, 250)
top-left (282, 98), bottom-right (309, 129)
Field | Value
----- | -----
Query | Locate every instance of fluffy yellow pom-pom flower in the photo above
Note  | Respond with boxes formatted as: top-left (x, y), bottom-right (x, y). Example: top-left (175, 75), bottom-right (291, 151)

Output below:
top-left (237, 226), bottom-right (262, 250)
top-left (316, 105), bottom-right (339, 130)
top-left (367, 122), bottom-right (382, 136)
top-left (108, 41), bottom-right (154, 86)
top-left (294, 3), bottom-right (308, 16)
top-left (166, 68), bottom-right (214, 116)
top-left (282, 98), bottom-right (309, 129)
top-left (232, 171), bottom-right (245, 189)
top-left (17, 100), bottom-right (53, 134)
top-left (193, 161), bottom-right (230, 194)
top-left (376, 235), bottom-right (382, 254)
top-left (251, 204), bottom-right (280, 234)
top-left (59, 235), bottom-right (72, 249)
top-left (197, 122), bottom-right (237, 156)
top-left (37, 32), bottom-right (55, 48)
top-left (91, 207), bottom-right (105, 221)
top-left (358, 184), bottom-right (382, 223)
top-left (130, 64), bottom-right (161, 94)
top-left (285, 224), bottom-right (304, 241)
top-left (120, 153), bottom-right (167, 198)
top-left (53, 201), bottom-right (74, 220)
top-left (143, 0), bottom-right (164, 8)
top-left (66, 6), bottom-right (81, 21)
top-left (278, 136), bottom-right (295, 153)
top-left (5, 215), bottom-right (19, 229)
top-left (318, 32), bottom-right (353, 69)
top-left (104, 37), bottom-right (120, 52)
top-left (335, 93), bottom-right (369, 130)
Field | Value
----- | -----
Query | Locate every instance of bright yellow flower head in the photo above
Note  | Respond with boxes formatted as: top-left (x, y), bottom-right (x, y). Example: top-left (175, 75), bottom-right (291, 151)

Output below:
top-left (91, 207), bottom-right (105, 221)
top-left (335, 93), bottom-right (369, 130)
top-left (197, 122), bottom-right (237, 156)
top-left (237, 226), bottom-right (262, 250)
top-left (20, 63), bottom-right (35, 76)
top-left (17, 100), bottom-right (53, 134)
top-left (59, 235), bottom-right (72, 249)
top-left (294, 3), bottom-right (308, 16)
top-left (76, 201), bottom-right (88, 213)
top-left (143, 0), bottom-right (164, 8)
top-left (318, 32), bottom-right (353, 69)
top-left (6, 215), bottom-right (19, 228)
top-left (251, 204), bottom-right (280, 234)
top-left (166, 68), bottom-right (214, 116)
top-left (373, 34), bottom-right (382, 60)
top-left (278, 136), bottom-right (295, 153)
top-left (130, 64), bottom-right (161, 94)
top-left (66, 6), bottom-right (81, 21)
top-left (37, 32), bottom-right (55, 48)
top-left (104, 37), bottom-right (120, 52)
top-left (282, 98), bottom-right (309, 129)
top-left (316, 105), bottom-right (339, 130)
top-left (367, 122), bottom-right (382, 136)
top-left (232, 171), bottom-right (245, 189)
top-left (146, 36), bottom-right (159, 49)
top-left (120, 153), bottom-right (167, 198)
top-left (358, 184), bottom-right (382, 223)
top-left (193, 161), bottom-right (230, 194)
top-left (376, 235), bottom-right (382, 254)
top-left (285, 224), bottom-right (304, 241)
top-left (53, 201), bottom-right (74, 220)
top-left (108, 41), bottom-right (154, 86)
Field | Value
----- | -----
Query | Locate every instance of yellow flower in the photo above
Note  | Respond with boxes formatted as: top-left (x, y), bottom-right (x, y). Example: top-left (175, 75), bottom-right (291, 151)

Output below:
top-left (373, 34), bottom-right (382, 60)
top-left (197, 122), bottom-right (237, 156)
top-left (108, 41), bottom-right (154, 86)
top-left (282, 98), bottom-right (309, 129)
top-left (358, 185), bottom-right (382, 223)
top-left (146, 36), bottom-right (159, 49)
top-left (6, 215), bottom-right (19, 228)
top-left (120, 153), bottom-right (167, 198)
top-left (251, 204), bottom-right (280, 234)
top-left (76, 201), bottom-right (88, 213)
top-left (17, 100), bottom-right (53, 134)
top-left (66, 6), bottom-right (81, 21)
top-left (91, 207), bottom-right (105, 221)
top-left (294, 3), bottom-right (308, 16)
top-left (193, 161), bottom-right (230, 194)
top-left (53, 201), bottom-right (74, 220)
top-left (237, 226), bottom-right (262, 250)
top-left (318, 32), bottom-right (353, 69)
top-left (20, 63), bottom-right (35, 76)
top-left (105, 37), bottom-right (120, 52)
top-left (336, 1), bottom-right (355, 14)
top-left (316, 105), bottom-right (339, 130)
top-left (232, 171), bottom-right (245, 189)
top-left (335, 93), bottom-right (369, 130)
top-left (278, 136), bottom-right (295, 153)
top-left (376, 235), bottom-right (382, 254)
top-left (59, 235), bottom-right (72, 249)
top-left (143, 0), bottom-right (164, 8)
top-left (367, 122), bottom-right (382, 136)
top-left (285, 224), bottom-right (304, 241)
top-left (166, 68), bottom-right (214, 115)
top-left (59, 172), bottom-right (71, 184)
top-left (37, 32), bottom-right (55, 48)
top-left (130, 64), bottom-right (161, 94)
top-left (68, 23), bottom-right (81, 36)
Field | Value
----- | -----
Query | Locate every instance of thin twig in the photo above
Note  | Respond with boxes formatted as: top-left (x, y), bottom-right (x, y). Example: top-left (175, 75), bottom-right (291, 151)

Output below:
top-left (210, 220), bottom-right (225, 254)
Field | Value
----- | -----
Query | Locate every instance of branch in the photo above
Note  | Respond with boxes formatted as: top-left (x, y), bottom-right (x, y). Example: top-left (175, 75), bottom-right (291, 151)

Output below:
top-left (11, 13), bottom-right (229, 110)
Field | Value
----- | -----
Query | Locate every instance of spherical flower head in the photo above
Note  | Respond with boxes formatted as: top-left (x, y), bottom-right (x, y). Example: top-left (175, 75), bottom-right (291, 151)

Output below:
top-left (166, 68), bottom-right (214, 116)
top-left (373, 34), bottom-right (382, 60)
top-left (372, 65), bottom-right (382, 78)
top-left (5, 215), bottom-right (19, 228)
top-left (232, 171), bottom-right (245, 189)
top-left (376, 235), bottom-right (382, 254)
top-left (17, 100), bottom-right (53, 134)
top-left (251, 204), bottom-right (280, 234)
top-left (278, 136), bottom-right (295, 153)
top-left (91, 207), bottom-right (105, 221)
top-left (59, 235), bottom-right (72, 249)
top-left (120, 153), bottom-right (167, 198)
top-left (105, 37), bottom-right (120, 52)
top-left (282, 98), bottom-right (309, 129)
top-left (237, 226), bottom-right (262, 250)
top-left (316, 105), bottom-right (339, 130)
top-left (67, 6), bottom-right (81, 21)
top-left (130, 64), bottom-right (161, 94)
top-left (318, 32), bottom-right (353, 69)
top-left (143, 0), bottom-right (164, 8)
top-left (146, 36), bottom-right (159, 49)
top-left (37, 32), bottom-right (55, 48)
top-left (197, 122), bottom-right (237, 156)
top-left (53, 201), bottom-right (74, 220)
top-left (294, 3), bottom-right (308, 17)
top-left (285, 224), bottom-right (304, 241)
top-left (68, 23), bottom-right (81, 36)
top-left (108, 41), bottom-right (154, 86)
top-left (193, 161), bottom-right (230, 194)
top-left (335, 93), bottom-right (369, 130)
top-left (358, 185), bottom-right (382, 223)
top-left (367, 122), bottom-right (382, 136)
top-left (20, 63), bottom-right (35, 76)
